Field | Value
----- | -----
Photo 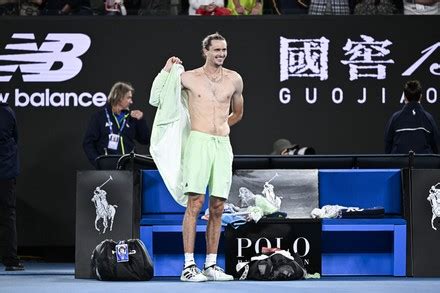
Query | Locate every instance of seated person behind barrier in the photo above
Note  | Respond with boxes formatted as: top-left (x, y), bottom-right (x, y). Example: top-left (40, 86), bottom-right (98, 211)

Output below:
top-left (353, 0), bottom-right (400, 14)
top-left (138, 0), bottom-right (171, 15)
top-left (384, 80), bottom-right (440, 154)
top-left (227, 0), bottom-right (263, 14)
top-left (19, 0), bottom-right (44, 15)
top-left (104, 0), bottom-right (128, 15)
top-left (271, 138), bottom-right (298, 155)
top-left (271, 138), bottom-right (315, 155)
top-left (189, 0), bottom-right (230, 15)
top-left (403, 0), bottom-right (439, 15)
top-left (0, 0), bottom-right (18, 15)
top-left (43, 0), bottom-right (92, 15)
top-left (270, 0), bottom-right (309, 14)
top-left (83, 82), bottom-right (150, 168)
top-left (308, 0), bottom-right (350, 14)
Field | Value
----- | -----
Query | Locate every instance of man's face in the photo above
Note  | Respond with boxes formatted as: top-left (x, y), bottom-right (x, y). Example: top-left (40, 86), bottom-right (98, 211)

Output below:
top-left (205, 39), bottom-right (227, 66)
top-left (118, 91), bottom-right (133, 110)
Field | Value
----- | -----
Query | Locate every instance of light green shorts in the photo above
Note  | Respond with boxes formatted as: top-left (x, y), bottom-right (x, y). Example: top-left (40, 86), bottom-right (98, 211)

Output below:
top-left (182, 131), bottom-right (233, 199)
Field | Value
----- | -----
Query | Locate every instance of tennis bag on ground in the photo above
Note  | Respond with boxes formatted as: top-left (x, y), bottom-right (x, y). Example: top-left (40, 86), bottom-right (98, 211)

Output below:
top-left (91, 239), bottom-right (154, 281)
top-left (237, 250), bottom-right (306, 281)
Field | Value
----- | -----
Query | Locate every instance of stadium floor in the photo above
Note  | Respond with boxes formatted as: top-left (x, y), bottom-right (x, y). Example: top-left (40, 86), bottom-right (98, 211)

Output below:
top-left (1, 262), bottom-right (440, 293)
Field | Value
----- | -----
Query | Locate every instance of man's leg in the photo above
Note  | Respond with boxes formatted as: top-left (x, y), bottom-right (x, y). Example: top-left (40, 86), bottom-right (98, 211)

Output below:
top-left (180, 193), bottom-right (207, 282)
top-left (202, 196), bottom-right (233, 281)
top-left (0, 178), bottom-right (23, 271)
top-left (205, 196), bottom-right (224, 255)
top-left (182, 193), bottom-right (204, 256)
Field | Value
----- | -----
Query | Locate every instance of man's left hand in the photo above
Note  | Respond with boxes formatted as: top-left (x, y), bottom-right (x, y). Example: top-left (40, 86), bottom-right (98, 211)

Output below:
top-left (130, 110), bottom-right (144, 120)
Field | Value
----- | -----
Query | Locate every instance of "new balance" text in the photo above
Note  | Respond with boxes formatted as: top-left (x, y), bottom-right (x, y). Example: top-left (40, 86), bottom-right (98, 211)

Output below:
top-left (0, 89), bottom-right (106, 107)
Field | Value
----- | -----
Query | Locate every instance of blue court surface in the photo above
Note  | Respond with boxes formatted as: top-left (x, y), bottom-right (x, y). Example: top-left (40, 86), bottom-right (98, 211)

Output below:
top-left (1, 262), bottom-right (440, 293)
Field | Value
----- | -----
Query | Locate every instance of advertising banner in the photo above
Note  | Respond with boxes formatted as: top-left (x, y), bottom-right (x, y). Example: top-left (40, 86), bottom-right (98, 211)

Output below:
top-left (1, 16), bottom-right (438, 246)
top-left (409, 169), bottom-right (440, 276)
top-left (229, 169), bottom-right (319, 218)
top-left (225, 218), bottom-right (322, 277)
top-left (75, 170), bottom-right (137, 278)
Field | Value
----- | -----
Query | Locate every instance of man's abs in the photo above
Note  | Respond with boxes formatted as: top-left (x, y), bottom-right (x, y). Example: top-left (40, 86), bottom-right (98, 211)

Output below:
top-left (182, 68), bottom-right (236, 136)
top-left (189, 102), bottom-right (231, 136)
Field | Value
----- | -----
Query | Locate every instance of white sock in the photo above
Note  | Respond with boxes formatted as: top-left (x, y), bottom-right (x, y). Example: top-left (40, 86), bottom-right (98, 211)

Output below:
top-left (205, 253), bottom-right (217, 268)
top-left (184, 253), bottom-right (195, 268)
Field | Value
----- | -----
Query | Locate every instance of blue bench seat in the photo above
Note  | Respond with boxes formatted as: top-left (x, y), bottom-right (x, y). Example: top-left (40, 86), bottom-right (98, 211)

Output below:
top-left (319, 170), bottom-right (406, 276)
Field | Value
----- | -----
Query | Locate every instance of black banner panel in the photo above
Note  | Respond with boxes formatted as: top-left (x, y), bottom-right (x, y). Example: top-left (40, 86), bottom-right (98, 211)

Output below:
top-left (225, 218), bottom-right (321, 278)
top-left (0, 16), bottom-right (439, 246)
top-left (410, 169), bottom-right (440, 277)
top-left (75, 170), bottom-right (137, 279)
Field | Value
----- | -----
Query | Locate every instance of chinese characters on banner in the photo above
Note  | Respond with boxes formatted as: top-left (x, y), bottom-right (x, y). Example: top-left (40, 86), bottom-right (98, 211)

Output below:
top-left (280, 35), bottom-right (440, 82)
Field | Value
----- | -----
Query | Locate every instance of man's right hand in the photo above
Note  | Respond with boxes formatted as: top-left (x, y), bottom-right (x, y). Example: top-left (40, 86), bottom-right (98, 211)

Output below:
top-left (163, 56), bottom-right (182, 72)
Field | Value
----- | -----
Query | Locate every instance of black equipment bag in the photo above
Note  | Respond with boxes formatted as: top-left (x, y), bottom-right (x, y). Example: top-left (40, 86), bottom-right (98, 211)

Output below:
top-left (237, 250), bottom-right (306, 281)
top-left (91, 239), bottom-right (154, 281)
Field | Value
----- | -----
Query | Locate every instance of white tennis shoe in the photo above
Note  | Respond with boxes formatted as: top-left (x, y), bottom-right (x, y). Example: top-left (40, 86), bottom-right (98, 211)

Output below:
top-left (202, 265), bottom-right (234, 281)
top-left (180, 265), bottom-right (208, 282)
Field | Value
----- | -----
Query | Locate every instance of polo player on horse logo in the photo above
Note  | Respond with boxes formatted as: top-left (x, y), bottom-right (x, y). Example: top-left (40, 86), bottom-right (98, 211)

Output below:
top-left (427, 183), bottom-right (440, 231)
top-left (262, 173), bottom-right (282, 210)
top-left (91, 176), bottom-right (118, 234)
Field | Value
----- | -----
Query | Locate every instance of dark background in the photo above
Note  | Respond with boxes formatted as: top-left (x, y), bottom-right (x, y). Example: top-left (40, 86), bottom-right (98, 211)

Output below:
top-left (0, 16), bottom-right (439, 253)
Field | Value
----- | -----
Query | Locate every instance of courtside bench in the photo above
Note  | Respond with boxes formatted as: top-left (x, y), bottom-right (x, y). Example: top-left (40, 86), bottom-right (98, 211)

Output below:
top-left (319, 169), bottom-right (406, 276)
top-left (140, 169), bottom-right (406, 276)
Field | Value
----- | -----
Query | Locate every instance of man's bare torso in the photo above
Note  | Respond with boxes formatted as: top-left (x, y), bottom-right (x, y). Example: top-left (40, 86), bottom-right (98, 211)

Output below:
top-left (182, 67), bottom-right (238, 136)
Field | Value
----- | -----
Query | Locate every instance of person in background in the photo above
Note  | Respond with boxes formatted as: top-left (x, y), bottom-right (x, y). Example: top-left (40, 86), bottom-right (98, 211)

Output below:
top-left (353, 0), bottom-right (400, 14)
top-left (83, 82), bottom-right (150, 168)
top-left (227, 0), bottom-right (263, 14)
top-left (0, 102), bottom-right (24, 271)
top-left (271, 138), bottom-right (298, 155)
top-left (384, 80), bottom-right (440, 154)
top-left (0, 0), bottom-right (18, 15)
top-left (403, 0), bottom-right (439, 15)
top-left (188, 0), bottom-right (229, 15)
top-left (308, 0), bottom-right (350, 14)
top-left (43, 0), bottom-right (92, 15)
top-left (271, 138), bottom-right (316, 155)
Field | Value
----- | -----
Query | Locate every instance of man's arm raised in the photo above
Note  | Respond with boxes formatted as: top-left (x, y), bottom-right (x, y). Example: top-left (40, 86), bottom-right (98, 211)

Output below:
top-left (149, 56), bottom-right (183, 107)
top-left (163, 56), bottom-right (182, 72)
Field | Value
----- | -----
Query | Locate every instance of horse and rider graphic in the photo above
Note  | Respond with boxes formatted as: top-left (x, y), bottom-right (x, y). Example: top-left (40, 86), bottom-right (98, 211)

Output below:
top-left (91, 176), bottom-right (118, 234)
top-left (427, 182), bottom-right (440, 231)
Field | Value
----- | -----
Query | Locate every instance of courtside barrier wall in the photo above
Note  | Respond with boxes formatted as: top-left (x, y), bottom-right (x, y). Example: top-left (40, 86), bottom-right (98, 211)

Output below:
top-left (136, 154), bottom-right (429, 276)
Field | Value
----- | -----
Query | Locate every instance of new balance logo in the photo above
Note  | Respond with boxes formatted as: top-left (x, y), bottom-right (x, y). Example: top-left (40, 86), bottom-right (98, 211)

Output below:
top-left (0, 33), bottom-right (91, 82)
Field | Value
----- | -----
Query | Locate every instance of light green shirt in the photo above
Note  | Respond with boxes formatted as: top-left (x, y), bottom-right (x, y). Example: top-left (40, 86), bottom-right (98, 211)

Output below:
top-left (149, 64), bottom-right (190, 206)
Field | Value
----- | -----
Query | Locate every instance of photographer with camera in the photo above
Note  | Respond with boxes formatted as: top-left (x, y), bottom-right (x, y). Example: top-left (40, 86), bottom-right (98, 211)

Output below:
top-left (271, 138), bottom-right (316, 155)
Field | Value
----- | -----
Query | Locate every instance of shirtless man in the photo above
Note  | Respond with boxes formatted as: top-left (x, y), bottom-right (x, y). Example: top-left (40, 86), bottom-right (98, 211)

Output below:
top-left (161, 33), bottom-right (244, 282)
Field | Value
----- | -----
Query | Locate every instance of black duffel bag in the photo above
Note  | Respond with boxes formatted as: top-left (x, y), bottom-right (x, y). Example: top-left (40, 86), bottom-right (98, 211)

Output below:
top-left (237, 250), bottom-right (306, 281)
top-left (91, 239), bottom-right (154, 281)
